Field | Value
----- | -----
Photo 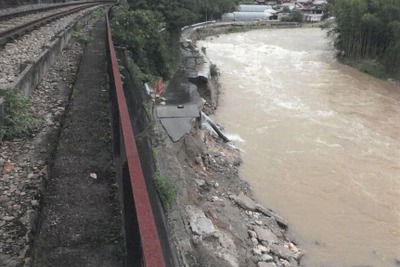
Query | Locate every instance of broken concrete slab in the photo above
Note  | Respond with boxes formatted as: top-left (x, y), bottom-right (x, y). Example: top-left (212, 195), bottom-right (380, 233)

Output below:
top-left (258, 262), bottom-right (277, 267)
top-left (265, 217), bottom-right (283, 238)
top-left (253, 226), bottom-right (280, 245)
top-left (186, 206), bottom-right (216, 237)
top-left (255, 204), bottom-right (288, 229)
top-left (160, 117), bottom-right (194, 142)
top-left (231, 193), bottom-right (257, 211)
top-left (270, 244), bottom-right (296, 260)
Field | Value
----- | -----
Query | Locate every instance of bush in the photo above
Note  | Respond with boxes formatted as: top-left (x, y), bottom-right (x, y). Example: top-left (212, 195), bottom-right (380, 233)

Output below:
top-left (92, 7), bottom-right (105, 19)
top-left (72, 23), bottom-right (92, 45)
top-left (1, 90), bottom-right (39, 139)
top-left (153, 172), bottom-right (177, 209)
top-left (358, 60), bottom-right (388, 79)
top-left (111, 7), bottom-right (171, 80)
top-left (210, 63), bottom-right (220, 78)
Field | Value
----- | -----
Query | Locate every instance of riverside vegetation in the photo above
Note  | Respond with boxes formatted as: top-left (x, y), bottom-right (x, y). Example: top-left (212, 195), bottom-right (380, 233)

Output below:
top-left (111, 0), bottom-right (239, 83)
top-left (327, 0), bottom-right (400, 78)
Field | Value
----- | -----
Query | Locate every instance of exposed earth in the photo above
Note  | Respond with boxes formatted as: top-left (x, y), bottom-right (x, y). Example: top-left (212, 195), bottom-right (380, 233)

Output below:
top-left (152, 26), bottom-right (304, 266)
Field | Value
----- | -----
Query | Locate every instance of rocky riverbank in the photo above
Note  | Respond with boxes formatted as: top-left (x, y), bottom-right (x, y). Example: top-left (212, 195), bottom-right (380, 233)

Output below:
top-left (154, 22), bottom-right (304, 267)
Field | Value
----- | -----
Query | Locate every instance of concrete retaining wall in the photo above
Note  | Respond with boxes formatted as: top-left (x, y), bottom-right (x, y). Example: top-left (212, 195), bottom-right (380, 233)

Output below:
top-left (179, 20), bottom-right (300, 109)
top-left (181, 20), bottom-right (300, 43)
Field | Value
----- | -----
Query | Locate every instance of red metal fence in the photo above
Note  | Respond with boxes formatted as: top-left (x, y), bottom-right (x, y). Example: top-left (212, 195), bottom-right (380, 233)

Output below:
top-left (105, 12), bottom-right (167, 267)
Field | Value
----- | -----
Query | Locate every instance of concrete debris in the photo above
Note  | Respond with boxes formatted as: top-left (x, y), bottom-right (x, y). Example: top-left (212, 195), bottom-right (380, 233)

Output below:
top-left (256, 204), bottom-right (288, 229)
top-left (187, 206), bottom-right (216, 237)
top-left (270, 243), bottom-right (297, 260)
top-left (255, 219), bottom-right (263, 225)
top-left (231, 192), bottom-right (257, 211)
top-left (260, 254), bottom-right (274, 262)
top-left (258, 262), bottom-right (277, 267)
top-left (251, 237), bottom-right (259, 245)
top-left (256, 244), bottom-right (269, 253)
top-left (253, 226), bottom-right (280, 245)
top-left (194, 178), bottom-right (206, 187)
top-left (265, 217), bottom-right (283, 237)
top-left (248, 230), bottom-right (257, 238)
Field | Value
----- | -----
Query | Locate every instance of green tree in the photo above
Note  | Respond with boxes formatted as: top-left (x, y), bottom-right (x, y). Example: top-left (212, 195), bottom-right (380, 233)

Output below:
top-left (328, 0), bottom-right (400, 75)
top-left (111, 7), bottom-right (170, 79)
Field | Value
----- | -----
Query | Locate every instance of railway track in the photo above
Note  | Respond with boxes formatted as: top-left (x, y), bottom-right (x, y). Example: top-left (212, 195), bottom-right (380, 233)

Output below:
top-left (0, 2), bottom-right (82, 22)
top-left (0, 4), bottom-right (172, 266)
top-left (0, 3), bottom-right (106, 85)
top-left (0, 3), bottom-right (99, 45)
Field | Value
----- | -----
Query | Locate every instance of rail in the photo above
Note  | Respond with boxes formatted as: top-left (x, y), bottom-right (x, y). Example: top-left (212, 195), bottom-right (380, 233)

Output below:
top-left (105, 10), bottom-right (167, 267)
top-left (0, 1), bottom-right (112, 21)
top-left (0, 3), bottom-right (98, 45)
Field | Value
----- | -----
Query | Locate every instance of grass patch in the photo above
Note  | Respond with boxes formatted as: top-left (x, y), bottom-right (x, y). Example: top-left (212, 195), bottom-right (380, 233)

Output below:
top-left (72, 23), bottom-right (92, 45)
top-left (153, 172), bottom-right (176, 209)
top-left (92, 7), bottom-right (105, 19)
top-left (72, 87), bottom-right (79, 95)
top-left (341, 58), bottom-right (388, 79)
top-left (357, 60), bottom-right (388, 79)
top-left (1, 89), bottom-right (40, 139)
top-left (227, 27), bottom-right (247, 34)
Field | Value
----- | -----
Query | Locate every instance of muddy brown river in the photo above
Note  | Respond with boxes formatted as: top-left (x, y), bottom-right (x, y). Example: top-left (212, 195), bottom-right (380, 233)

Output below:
top-left (197, 28), bottom-right (400, 267)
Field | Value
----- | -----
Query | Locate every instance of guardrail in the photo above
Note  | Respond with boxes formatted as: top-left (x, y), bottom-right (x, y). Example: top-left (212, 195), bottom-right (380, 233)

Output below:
top-left (105, 11), bottom-right (167, 267)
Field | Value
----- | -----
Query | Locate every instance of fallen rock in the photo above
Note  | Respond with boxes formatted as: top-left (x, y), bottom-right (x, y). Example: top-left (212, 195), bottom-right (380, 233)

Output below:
top-left (231, 193), bottom-right (257, 211)
top-left (186, 206), bottom-right (216, 237)
top-left (253, 247), bottom-right (263, 256)
top-left (248, 230), bottom-right (257, 238)
top-left (270, 244), bottom-right (296, 260)
top-left (288, 242), bottom-right (300, 254)
top-left (265, 217), bottom-right (283, 237)
top-left (281, 259), bottom-right (291, 267)
top-left (256, 204), bottom-right (288, 229)
top-left (255, 220), bottom-right (263, 226)
top-left (260, 254), bottom-right (274, 262)
top-left (211, 196), bottom-right (223, 202)
top-left (251, 237), bottom-right (258, 245)
top-left (258, 262), bottom-right (277, 267)
top-left (254, 226), bottom-right (279, 245)
top-left (194, 179), bottom-right (205, 187)
top-left (289, 256), bottom-right (299, 267)
top-left (2, 216), bottom-right (15, 221)
top-left (256, 244), bottom-right (269, 253)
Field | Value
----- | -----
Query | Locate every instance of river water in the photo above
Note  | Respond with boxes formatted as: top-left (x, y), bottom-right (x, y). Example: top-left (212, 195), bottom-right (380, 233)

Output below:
top-left (197, 28), bottom-right (400, 267)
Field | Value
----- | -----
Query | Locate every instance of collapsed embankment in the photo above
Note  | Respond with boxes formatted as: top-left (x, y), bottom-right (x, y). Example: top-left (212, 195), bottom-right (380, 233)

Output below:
top-left (151, 21), bottom-right (304, 267)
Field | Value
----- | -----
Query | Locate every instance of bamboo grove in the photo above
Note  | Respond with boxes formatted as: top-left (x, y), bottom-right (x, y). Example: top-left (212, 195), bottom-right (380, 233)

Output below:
top-left (328, 0), bottom-right (400, 75)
